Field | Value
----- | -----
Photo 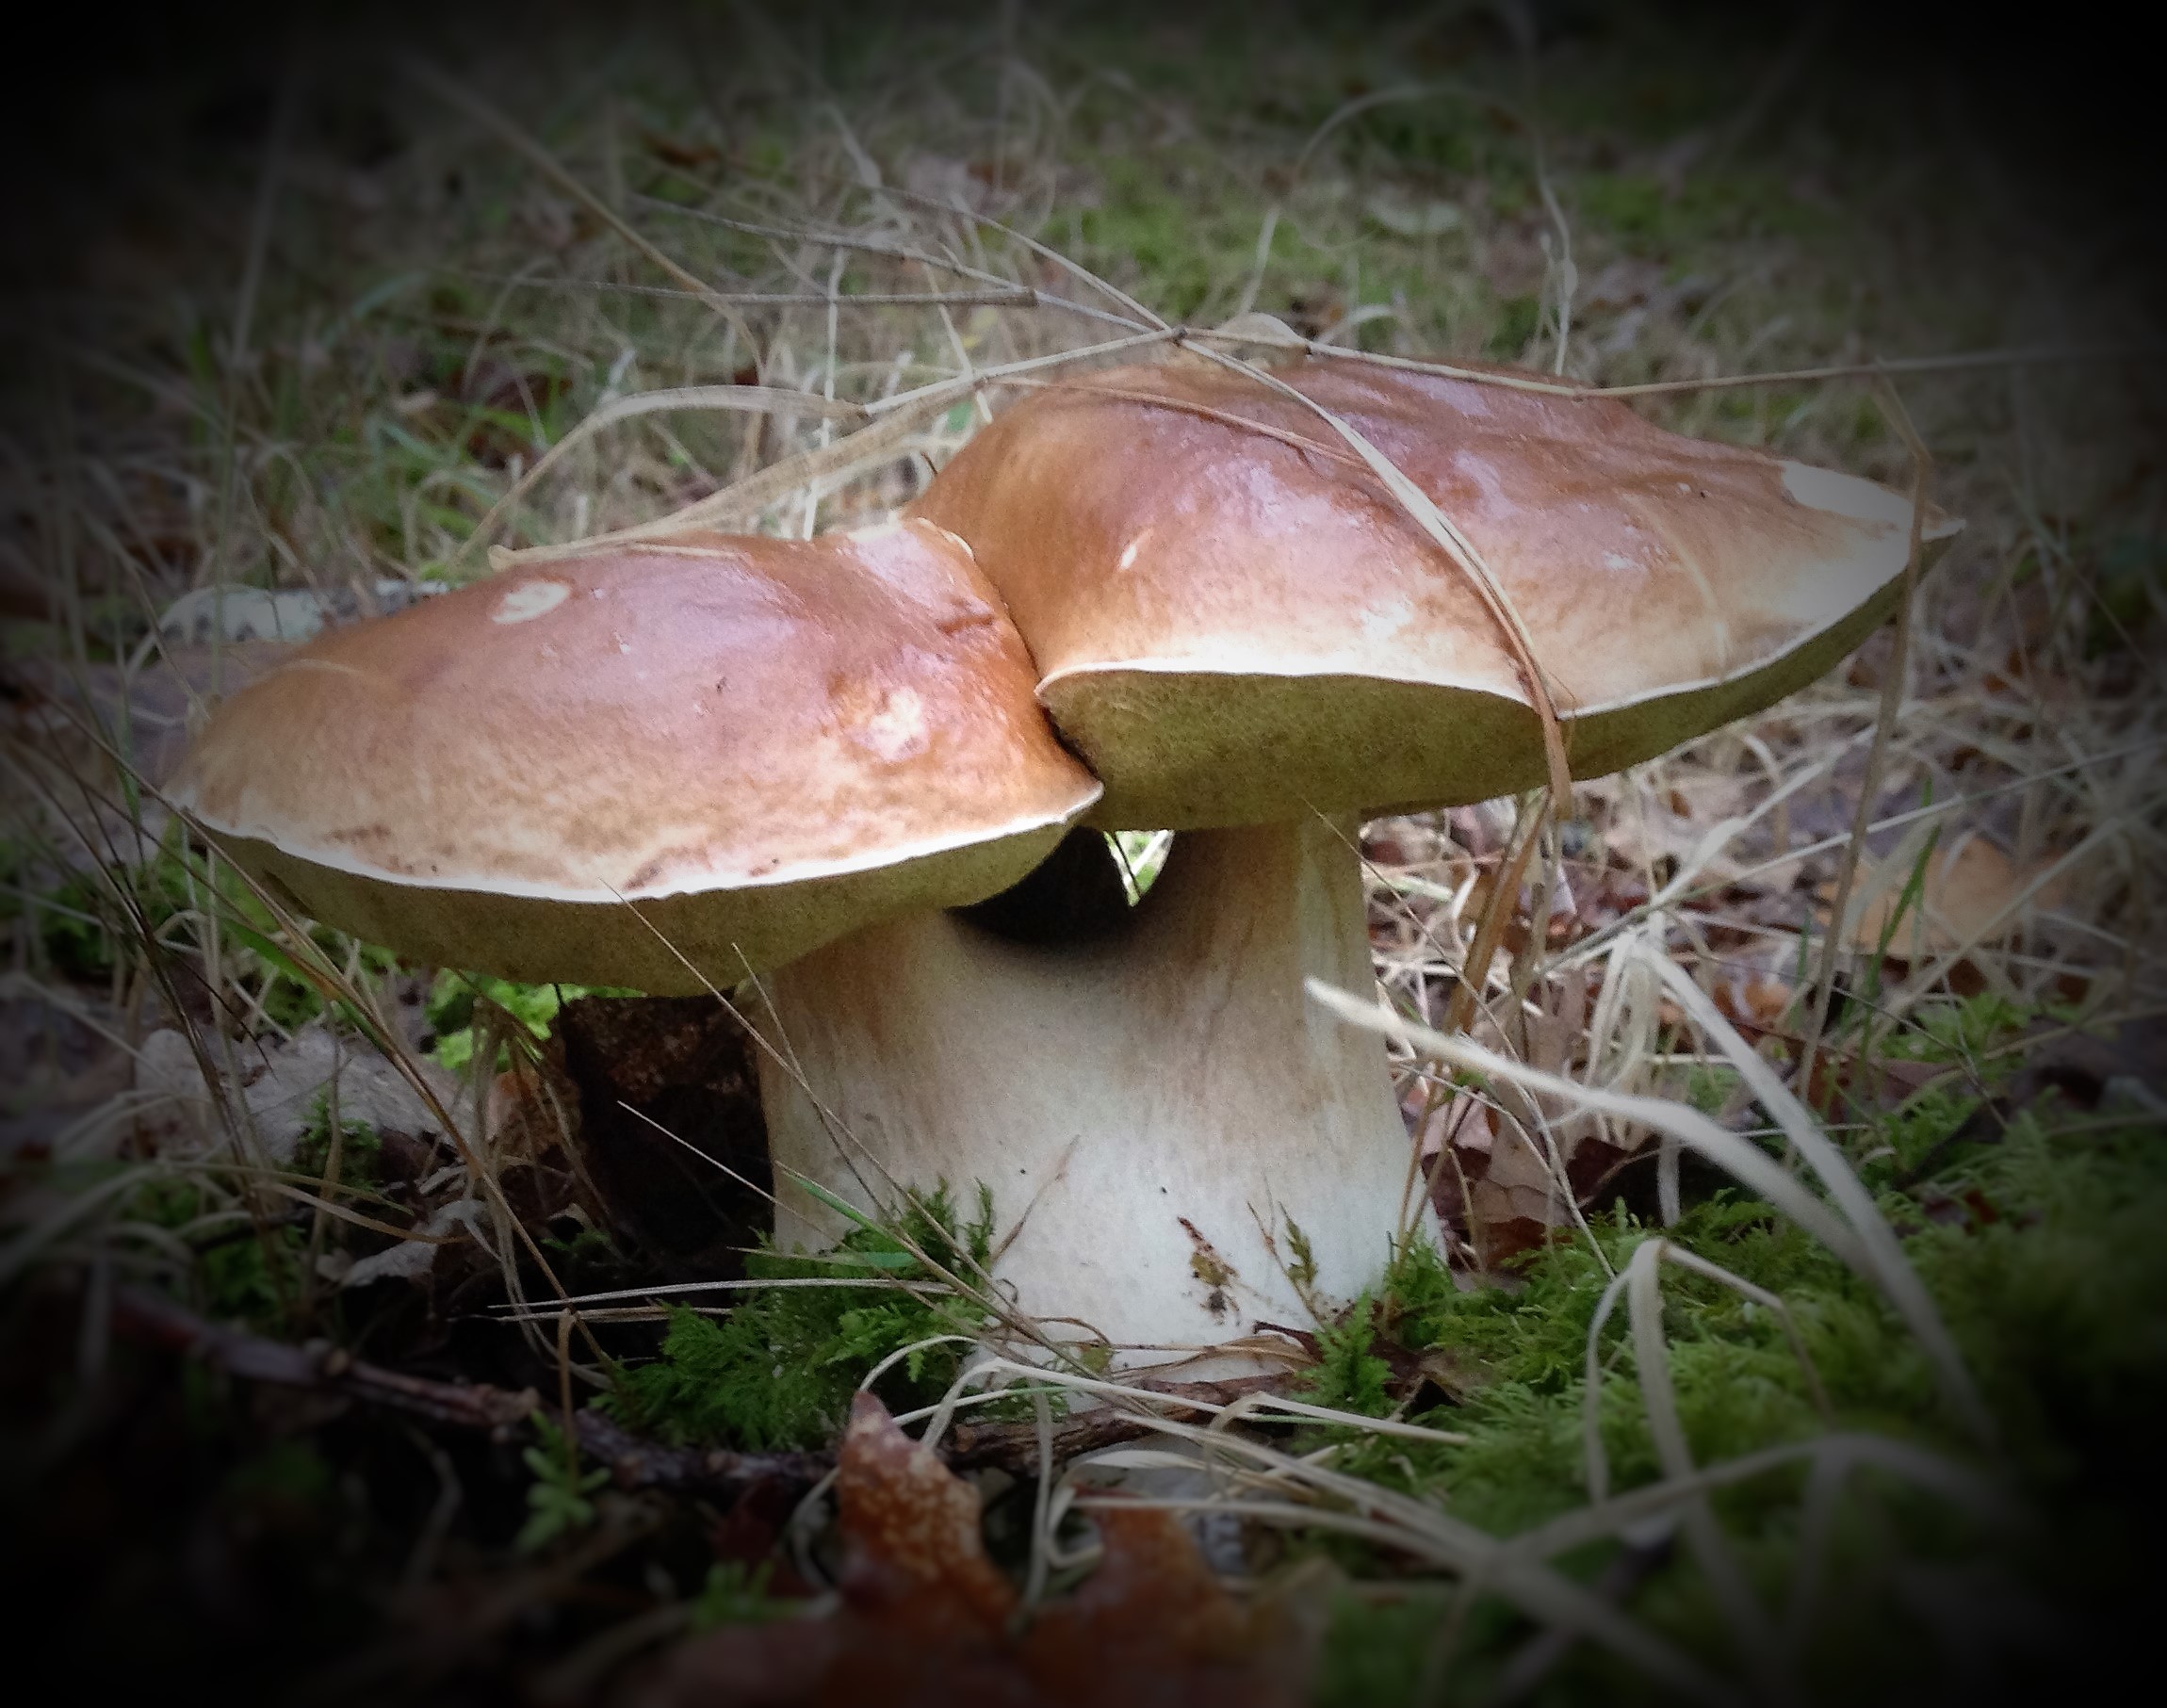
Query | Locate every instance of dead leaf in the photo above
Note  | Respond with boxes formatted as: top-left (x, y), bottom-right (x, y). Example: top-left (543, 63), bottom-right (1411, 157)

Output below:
top-left (643, 1394), bottom-right (1308, 1707)
top-left (833, 1391), bottom-right (1018, 1635)
top-left (1019, 1505), bottom-right (1296, 1703)
top-left (1711, 970), bottom-right (1796, 1041)
top-left (643, 129), bottom-right (721, 169)
top-left (1833, 835), bottom-right (2073, 956)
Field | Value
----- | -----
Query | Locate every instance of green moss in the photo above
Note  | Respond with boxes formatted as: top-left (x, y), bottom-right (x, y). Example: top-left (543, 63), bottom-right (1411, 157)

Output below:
top-left (690, 1560), bottom-right (787, 1631)
top-left (1075, 151), bottom-right (1263, 320)
top-left (292, 1098), bottom-right (383, 1192)
top-left (199, 1222), bottom-right (307, 1332)
top-left (223, 1439), bottom-right (334, 1510)
top-left (517, 1415), bottom-right (610, 1553)
top-left (1302, 1003), bottom-right (2167, 1695)
top-left (1485, 293), bottom-right (1541, 359)
top-left (604, 1185), bottom-right (1000, 1451)
top-left (424, 970), bottom-right (633, 1073)
top-left (1307, 1291), bottom-right (1396, 1418)
top-left (1312, 1592), bottom-right (1442, 1706)
top-left (1574, 168), bottom-right (1833, 256)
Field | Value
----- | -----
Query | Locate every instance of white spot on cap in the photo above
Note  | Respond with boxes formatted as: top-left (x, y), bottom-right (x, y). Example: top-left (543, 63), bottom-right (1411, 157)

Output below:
top-left (858, 687), bottom-right (929, 759)
top-left (493, 579), bottom-right (571, 625)
top-left (1116, 528), bottom-right (1154, 573)
top-left (1360, 595), bottom-right (1413, 641)
top-left (1675, 481), bottom-right (1693, 495)
top-left (1603, 550), bottom-right (1637, 572)
top-left (912, 519), bottom-right (978, 561)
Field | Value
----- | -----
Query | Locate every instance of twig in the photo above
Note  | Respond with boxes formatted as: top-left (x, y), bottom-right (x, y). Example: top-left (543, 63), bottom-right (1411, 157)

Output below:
top-left (113, 1286), bottom-right (538, 1432)
top-left (110, 1286), bottom-right (1298, 1492)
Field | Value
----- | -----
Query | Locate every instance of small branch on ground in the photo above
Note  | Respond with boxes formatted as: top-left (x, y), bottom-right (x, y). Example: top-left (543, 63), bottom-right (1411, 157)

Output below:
top-left (109, 1287), bottom-right (1298, 1493)
top-left (113, 1287), bottom-right (539, 1432)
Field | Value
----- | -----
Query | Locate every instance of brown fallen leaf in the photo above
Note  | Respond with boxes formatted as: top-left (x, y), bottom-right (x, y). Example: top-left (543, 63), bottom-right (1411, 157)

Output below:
top-left (642, 1393), bottom-right (1308, 1708)
top-left (1833, 835), bottom-right (2073, 957)
top-left (1018, 1504), bottom-right (1291, 1704)
top-left (835, 1385), bottom-right (1018, 1638)
top-left (1710, 970), bottom-right (1798, 1043)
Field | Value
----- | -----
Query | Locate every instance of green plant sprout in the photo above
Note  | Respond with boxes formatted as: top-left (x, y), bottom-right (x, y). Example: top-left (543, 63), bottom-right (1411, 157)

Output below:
top-left (518, 1414), bottom-right (611, 1553)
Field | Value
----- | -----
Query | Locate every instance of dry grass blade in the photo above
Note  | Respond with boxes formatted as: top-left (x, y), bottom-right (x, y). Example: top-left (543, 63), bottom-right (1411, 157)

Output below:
top-left (1191, 323), bottom-right (1583, 396)
top-left (1449, 789), bottom-right (1549, 1035)
top-left (1642, 950), bottom-right (1994, 1445)
top-left (1506, 1434), bottom-right (2012, 1566)
top-left (1793, 375), bottom-right (1931, 1108)
top-left (453, 383), bottom-right (868, 569)
top-left (490, 328), bottom-right (1176, 563)
top-left (1307, 981), bottom-right (1865, 1262)
top-left (402, 60), bottom-right (756, 348)
top-left (1189, 315), bottom-right (2158, 405)
top-left (1081, 1428), bottom-right (1737, 1703)
top-left (910, 1358), bottom-right (1735, 1701)
top-left (1187, 342), bottom-right (1575, 821)
top-left (876, 183), bottom-right (1173, 333)
top-left (1589, 343), bottom-right (2165, 398)
top-left (1621, 1242), bottom-right (1786, 1696)
top-left (490, 393), bottom-right (953, 565)
top-left (629, 192), bottom-right (1152, 333)
top-left (1585, 1238), bottom-right (1833, 1506)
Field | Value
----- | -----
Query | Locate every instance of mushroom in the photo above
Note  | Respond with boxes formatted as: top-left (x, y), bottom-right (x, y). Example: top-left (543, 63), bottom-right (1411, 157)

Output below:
top-left (171, 353), bottom-right (1955, 1375)
top-left (171, 519), bottom-right (1101, 997)
top-left (749, 350), bottom-right (1959, 1364)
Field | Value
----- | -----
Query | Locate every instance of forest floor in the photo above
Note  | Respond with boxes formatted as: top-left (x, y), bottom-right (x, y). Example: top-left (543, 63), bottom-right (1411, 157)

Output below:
top-left (3, 5), bottom-right (2163, 1703)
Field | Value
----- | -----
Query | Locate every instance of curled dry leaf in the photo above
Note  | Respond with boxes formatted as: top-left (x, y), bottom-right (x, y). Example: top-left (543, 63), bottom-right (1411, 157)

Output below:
top-left (644, 1392), bottom-right (1308, 1708)
top-left (1831, 834), bottom-right (2074, 956)
top-left (834, 1386), bottom-right (1019, 1636)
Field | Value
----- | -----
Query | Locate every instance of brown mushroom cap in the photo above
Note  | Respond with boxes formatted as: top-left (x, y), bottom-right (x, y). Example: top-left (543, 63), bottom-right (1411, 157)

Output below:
top-left (172, 520), bottom-right (1101, 992)
top-left (911, 356), bottom-right (1959, 828)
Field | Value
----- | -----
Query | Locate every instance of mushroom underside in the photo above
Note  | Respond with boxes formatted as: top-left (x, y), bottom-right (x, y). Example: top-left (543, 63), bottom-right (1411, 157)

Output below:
top-left (1045, 572), bottom-right (1905, 830)
top-left (207, 821), bottom-right (1078, 994)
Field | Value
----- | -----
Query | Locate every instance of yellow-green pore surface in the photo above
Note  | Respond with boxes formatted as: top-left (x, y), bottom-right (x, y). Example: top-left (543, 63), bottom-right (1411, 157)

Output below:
top-left (914, 356), bottom-right (1954, 829)
top-left (172, 521), bottom-right (1101, 992)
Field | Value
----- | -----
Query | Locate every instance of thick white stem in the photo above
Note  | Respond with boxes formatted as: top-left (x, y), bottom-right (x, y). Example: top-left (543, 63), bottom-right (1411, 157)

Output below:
top-left (754, 818), bottom-right (1435, 1365)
